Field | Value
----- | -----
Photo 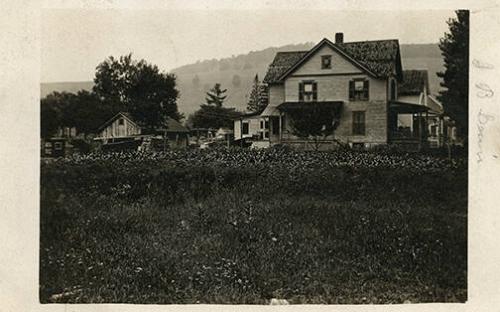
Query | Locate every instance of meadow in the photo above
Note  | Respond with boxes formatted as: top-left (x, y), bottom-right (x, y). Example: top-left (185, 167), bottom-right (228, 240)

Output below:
top-left (40, 147), bottom-right (467, 303)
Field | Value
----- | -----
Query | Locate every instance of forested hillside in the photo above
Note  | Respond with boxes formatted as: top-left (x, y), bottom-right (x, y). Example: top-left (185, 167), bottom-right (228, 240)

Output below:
top-left (41, 43), bottom-right (443, 116)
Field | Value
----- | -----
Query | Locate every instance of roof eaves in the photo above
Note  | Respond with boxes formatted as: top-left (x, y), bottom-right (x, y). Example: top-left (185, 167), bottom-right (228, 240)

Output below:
top-left (275, 38), bottom-right (378, 82)
top-left (97, 112), bottom-right (138, 132)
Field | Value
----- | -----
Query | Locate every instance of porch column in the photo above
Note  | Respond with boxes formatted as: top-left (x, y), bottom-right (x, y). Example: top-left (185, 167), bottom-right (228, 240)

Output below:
top-left (240, 118), bottom-right (243, 147)
top-left (279, 113), bottom-right (282, 143)
top-left (439, 116), bottom-right (444, 148)
top-left (425, 110), bottom-right (429, 145)
top-left (418, 111), bottom-right (423, 149)
top-left (268, 117), bottom-right (271, 143)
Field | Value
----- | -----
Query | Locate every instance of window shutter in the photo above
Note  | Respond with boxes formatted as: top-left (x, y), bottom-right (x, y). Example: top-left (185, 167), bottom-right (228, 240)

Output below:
top-left (312, 82), bottom-right (317, 101)
top-left (299, 82), bottom-right (304, 101)
top-left (360, 112), bottom-right (365, 134)
top-left (363, 80), bottom-right (369, 100)
top-left (352, 112), bottom-right (357, 134)
top-left (349, 80), bottom-right (355, 100)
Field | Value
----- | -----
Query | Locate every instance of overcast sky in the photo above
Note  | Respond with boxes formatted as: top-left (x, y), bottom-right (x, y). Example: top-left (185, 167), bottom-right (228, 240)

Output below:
top-left (42, 9), bottom-right (456, 82)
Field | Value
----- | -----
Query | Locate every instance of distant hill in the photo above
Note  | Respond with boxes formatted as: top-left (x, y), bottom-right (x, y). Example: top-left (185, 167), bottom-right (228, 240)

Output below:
top-left (41, 81), bottom-right (94, 98)
top-left (41, 42), bottom-right (444, 116)
top-left (399, 43), bottom-right (444, 96)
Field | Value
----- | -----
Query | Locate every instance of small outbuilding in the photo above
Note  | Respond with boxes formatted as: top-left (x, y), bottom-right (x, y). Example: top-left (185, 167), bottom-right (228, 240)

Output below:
top-left (94, 112), bottom-right (190, 151)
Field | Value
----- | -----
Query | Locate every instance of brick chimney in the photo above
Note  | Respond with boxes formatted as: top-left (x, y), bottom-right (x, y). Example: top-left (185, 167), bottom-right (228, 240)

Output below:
top-left (335, 32), bottom-right (344, 44)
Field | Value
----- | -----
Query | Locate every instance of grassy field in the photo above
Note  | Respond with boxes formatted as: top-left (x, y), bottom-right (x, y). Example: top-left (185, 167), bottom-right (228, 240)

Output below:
top-left (40, 148), bottom-right (467, 304)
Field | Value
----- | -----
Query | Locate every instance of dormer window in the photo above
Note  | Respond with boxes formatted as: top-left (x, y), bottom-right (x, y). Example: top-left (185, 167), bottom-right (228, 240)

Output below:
top-left (321, 55), bottom-right (332, 69)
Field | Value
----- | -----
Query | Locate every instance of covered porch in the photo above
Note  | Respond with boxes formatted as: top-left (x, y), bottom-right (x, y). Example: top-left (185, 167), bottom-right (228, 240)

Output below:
top-left (260, 101), bottom-right (343, 149)
top-left (388, 101), bottom-right (432, 147)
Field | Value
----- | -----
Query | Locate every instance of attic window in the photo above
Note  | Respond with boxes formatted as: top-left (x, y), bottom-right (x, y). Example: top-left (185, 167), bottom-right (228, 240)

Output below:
top-left (118, 118), bottom-right (124, 125)
top-left (321, 55), bottom-right (332, 69)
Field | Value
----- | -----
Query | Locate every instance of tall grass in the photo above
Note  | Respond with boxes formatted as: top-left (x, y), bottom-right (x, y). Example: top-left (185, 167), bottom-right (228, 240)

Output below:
top-left (40, 149), bottom-right (467, 303)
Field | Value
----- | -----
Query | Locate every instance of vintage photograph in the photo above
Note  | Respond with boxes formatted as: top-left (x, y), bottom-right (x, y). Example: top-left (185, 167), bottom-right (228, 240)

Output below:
top-left (40, 9), bottom-right (468, 304)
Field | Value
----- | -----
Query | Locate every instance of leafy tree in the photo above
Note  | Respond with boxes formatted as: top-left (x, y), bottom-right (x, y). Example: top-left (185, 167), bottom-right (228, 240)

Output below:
top-left (93, 54), bottom-right (182, 132)
top-left (40, 90), bottom-right (114, 139)
top-left (41, 99), bottom-right (61, 139)
top-left (40, 91), bottom-right (76, 138)
top-left (189, 105), bottom-right (240, 130)
top-left (246, 74), bottom-right (268, 113)
top-left (288, 103), bottom-right (342, 150)
top-left (437, 10), bottom-right (469, 141)
top-left (204, 83), bottom-right (227, 107)
top-left (65, 90), bottom-right (110, 137)
top-left (190, 83), bottom-right (240, 129)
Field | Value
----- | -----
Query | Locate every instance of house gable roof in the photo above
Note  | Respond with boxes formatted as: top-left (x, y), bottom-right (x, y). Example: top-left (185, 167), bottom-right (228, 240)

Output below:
top-left (263, 38), bottom-right (403, 84)
top-left (263, 51), bottom-right (309, 84)
top-left (398, 70), bottom-right (430, 96)
top-left (97, 112), bottom-right (137, 132)
top-left (233, 111), bottom-right (262, 120)
top-left (97, 112), bottom-right (189, 133)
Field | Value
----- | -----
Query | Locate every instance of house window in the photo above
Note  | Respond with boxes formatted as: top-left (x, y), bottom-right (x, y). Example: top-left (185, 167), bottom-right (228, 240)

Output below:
top-left (321, 55), bottom-right (332, 69)
top-left (264, 120), bottom-right (269, 129)
top-left (430, 124), bottom-right (437, 137)
top-left (299, 81), bottom-right (317, 102)
top-left (242, 122), bottom-right (249, 135)
top-left (54, 142), bottom-right (63, 150)
top-left (352, 111), bottom-right (366, 135)
top-left (118, 118), bottom-right (124, 125)
top-left (349, 79), bottom-right (369, 101)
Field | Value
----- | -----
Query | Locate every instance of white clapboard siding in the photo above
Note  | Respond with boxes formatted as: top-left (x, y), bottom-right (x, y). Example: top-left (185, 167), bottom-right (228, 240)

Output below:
top-left (99, 115), bottom-right (141, 138)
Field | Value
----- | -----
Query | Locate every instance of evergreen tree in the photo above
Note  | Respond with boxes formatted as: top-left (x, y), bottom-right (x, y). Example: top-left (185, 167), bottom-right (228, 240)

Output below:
top-left (205, 83), bottom-right (227, 107)
top-left (437, 10), bottom-right (469, 141)
top-left (246, 74), bottom-right (268, 113)
top-left (190, 83), bottom-right (240, 129)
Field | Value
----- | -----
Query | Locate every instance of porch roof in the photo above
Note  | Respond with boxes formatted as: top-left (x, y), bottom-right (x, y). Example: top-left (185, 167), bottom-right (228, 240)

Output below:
top-left (389, 100), bottom-right (430, 114)
top-left (260, 105), bottom-right (280, 117)
top-left (277, 101), bottom-right (343, 111)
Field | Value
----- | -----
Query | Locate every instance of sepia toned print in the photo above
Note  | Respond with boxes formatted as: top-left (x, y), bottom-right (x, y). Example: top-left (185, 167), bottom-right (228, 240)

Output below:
top-left (39, 9), bottom-right (468, 304)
